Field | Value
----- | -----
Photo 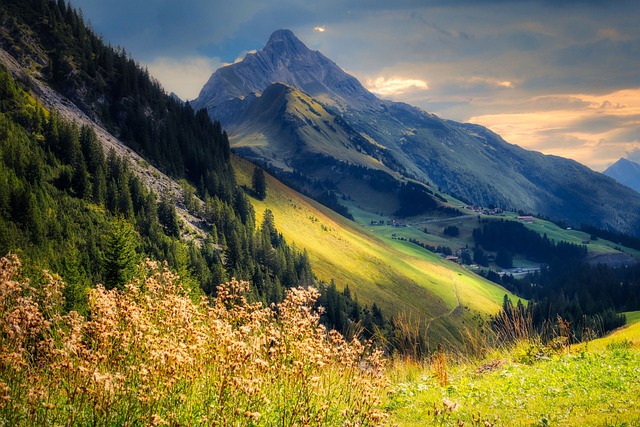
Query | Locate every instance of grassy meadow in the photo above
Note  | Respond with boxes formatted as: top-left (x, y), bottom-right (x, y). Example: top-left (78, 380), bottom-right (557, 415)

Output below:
top-left (387, 312), bottom-right (640, 427)
top-left (346, 196), bottom-right (640, 270)
top-left (232, 156), bottom-right (513, 345)
top-left (2, 252), bottom-right (638, 427)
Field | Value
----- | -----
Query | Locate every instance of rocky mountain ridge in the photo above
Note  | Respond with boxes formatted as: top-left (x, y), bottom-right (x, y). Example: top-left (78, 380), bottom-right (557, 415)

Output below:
top-left (195, 29), bottom-right (640, 236)
top-left (194, 29), bottom-right (377, 112)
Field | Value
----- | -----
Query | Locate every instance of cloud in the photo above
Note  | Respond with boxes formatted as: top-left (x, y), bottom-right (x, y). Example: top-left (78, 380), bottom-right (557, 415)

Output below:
top-left (229, 50), bottom-right (257, 65)
top-left (145, 56), bottom-right (223, 100)
top-left (462, 76), bottom-right (515, 89)
top-left (468, 89), bottom-right (640, 171)
top-left (314, 26), bottom-right (325, 33)
top-left (366, 76), bottom-right (429, 97)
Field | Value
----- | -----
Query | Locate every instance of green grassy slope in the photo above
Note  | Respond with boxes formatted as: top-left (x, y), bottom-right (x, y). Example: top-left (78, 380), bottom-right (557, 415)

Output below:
top-left (389, 312), bottom-right (640, 426)
top-left (233, 156), bottom-right (514, 345)
top-left (230, 84), bottom-right (395, 174)
top-left (345, 199), bottom-right (640, 272)
top-left (388, 343), bottom-right (640, 426)
top-left (586, 310), bottom-right (640, 350)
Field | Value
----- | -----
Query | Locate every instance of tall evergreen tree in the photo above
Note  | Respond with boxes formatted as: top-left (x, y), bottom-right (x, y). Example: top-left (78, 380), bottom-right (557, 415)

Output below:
top-left (252, 167), bottom-right (267, 200)
top-left (103, 218), bottom-right (137, 289)
top-left (158, 196), bottom-right (180, 238)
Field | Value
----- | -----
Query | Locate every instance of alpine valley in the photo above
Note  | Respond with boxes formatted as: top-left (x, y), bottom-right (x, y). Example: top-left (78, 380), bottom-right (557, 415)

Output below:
top-left (2, 1), bottom-right (640, 425)
top-left (194, 29), bottom-right (640, 237)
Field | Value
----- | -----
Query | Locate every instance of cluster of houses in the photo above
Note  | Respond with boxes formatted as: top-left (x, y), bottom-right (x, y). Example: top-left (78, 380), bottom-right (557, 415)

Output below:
top-left (465, 205), bottom-right (504, 215)
top-left (370, 219), bottom-right (407, 227)
top-left (440, 247), bottom-right (471, 264)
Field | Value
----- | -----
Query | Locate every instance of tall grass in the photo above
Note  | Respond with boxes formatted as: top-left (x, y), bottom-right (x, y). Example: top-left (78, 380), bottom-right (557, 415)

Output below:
top-left (0, 254), bottom-right (388, 426)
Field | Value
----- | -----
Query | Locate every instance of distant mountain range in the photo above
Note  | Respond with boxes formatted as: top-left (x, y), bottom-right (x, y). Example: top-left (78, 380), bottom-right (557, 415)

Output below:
top-left (604, 158), bottom-right (640, 193)
top-left (194, 29), bottom-right (640, 236)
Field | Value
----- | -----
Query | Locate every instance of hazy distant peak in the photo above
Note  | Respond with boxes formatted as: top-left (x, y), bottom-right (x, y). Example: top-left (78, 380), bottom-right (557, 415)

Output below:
top-left (604, 157), bottom-right (640, 193)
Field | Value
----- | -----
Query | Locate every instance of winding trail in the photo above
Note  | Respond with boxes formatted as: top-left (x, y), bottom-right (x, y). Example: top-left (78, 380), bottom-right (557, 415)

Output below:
top-left (412, 214), bottom-right (475, 226)
top-left (427, 275), bottom-right (461, 325)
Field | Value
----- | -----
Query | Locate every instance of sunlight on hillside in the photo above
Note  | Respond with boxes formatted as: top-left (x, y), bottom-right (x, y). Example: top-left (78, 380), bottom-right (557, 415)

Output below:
top-left (232, 156), bottom-right (513, 345)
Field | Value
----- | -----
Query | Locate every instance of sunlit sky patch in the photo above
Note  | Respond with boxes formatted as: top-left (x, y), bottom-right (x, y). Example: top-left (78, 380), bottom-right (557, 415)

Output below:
top-left (366, 77), bottom-right (429, 97)
top-left (68, 0), bottom-right (640, 171)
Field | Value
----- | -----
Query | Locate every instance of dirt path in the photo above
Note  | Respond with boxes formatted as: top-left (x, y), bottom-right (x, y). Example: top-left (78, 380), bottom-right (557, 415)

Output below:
top-left (412, 214), bottom-right (476, 226)
top-left (427, 275), bottom-right (461, 325)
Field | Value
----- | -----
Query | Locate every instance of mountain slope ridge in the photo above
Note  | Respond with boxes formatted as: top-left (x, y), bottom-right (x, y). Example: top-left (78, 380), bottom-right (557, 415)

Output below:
top-left (0, 46), bottom-right (206, 239)
top-left (196, 29), bottom-right (640, 236)
top-left (232, 155), bottom-right (511, 344)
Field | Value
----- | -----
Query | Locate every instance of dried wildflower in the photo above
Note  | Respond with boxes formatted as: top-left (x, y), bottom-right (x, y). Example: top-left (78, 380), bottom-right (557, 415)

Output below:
top-left (0, 255), bottom-right (390, 426)
top-left (443, 397), bottom-right (459, 412)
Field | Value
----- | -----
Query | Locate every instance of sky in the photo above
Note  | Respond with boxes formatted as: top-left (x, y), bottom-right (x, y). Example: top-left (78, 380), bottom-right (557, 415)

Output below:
top-left (68, 0), bottom-right (640, 171)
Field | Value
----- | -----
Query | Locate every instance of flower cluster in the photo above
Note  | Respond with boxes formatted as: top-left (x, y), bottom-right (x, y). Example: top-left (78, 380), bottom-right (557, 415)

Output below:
top-left (0, 254), bottom-right (388, 426)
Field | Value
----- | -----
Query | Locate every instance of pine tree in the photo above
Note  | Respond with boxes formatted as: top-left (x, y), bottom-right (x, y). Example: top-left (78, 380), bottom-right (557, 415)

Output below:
top-left (103, 218), bottom-right (137, 289)
top-left (252, 166), bottom-right (267, 200)
top-left (158, 196), bottom-right (180, 238)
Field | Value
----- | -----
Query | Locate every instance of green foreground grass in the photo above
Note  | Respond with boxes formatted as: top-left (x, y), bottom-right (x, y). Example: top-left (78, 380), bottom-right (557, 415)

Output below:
top-left (387, 314), bottom-right (640, 427)
top-left (585, 311), bottom-right (640, 351)
top-left (2, 252), bottom-right (638, 427)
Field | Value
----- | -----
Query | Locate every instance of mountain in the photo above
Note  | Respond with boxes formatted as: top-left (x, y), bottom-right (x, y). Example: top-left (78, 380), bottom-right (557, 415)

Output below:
top-left (195, 29), bottom-right (377, 112)
top-left (0, 0), bottom-right (517, 347)
top-left (604, 158), bottom-right (640, 193)
top-left (195, 29), bottom-right (640, 236)
top-left (0, 0), bottom-right (318, 304)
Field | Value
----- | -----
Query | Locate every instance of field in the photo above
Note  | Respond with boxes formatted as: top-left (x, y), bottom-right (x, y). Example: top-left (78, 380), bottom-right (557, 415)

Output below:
top-left (345, 195), bottom-right (640, 270)
top-left (232, 156), bottom-right (513, 345)
top-left (387, 313), bottom-right (640, 426)
top-left (231, 158), bottom-right (640, 426)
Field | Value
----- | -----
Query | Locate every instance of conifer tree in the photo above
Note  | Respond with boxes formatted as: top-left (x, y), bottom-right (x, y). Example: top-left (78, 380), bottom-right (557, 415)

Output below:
top-left (158, 196), bottom-right (180, 238)
top-left (103, 218), bottom-right (137, 289)
top-left (252, 166), bottom-right (267, 200)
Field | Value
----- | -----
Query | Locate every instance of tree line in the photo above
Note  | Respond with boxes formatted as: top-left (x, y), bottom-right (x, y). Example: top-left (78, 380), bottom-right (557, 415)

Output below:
top-left (475, 220), bottom-right (638, 340)
top-left (473, 219), bottom-right (587, 264)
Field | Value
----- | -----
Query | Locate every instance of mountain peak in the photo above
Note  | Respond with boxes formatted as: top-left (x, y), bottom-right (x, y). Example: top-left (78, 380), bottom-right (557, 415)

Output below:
top-left (616, 158), bottom-right (638, 166)
top-left (263, 29), bottom-right (313, 61)
top-left (194, 28), bottom-right (378, 111)
top-left (265, 29), bottom-right (308, 53)
top-left (604, 157), bottom-right (640, 193)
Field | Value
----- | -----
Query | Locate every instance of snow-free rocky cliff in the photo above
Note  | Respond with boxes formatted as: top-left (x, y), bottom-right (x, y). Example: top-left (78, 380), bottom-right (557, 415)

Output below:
top-left (194, 29), bottom-right (377, 112)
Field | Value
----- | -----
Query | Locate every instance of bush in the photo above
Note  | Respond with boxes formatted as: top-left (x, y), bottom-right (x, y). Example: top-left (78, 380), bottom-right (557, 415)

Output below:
top-left (443, 225), bottom-right (459, 237)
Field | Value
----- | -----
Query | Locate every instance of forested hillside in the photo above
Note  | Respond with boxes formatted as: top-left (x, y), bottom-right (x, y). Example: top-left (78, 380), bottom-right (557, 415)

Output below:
top-left (0, 0), bottom-right (316, 304)
top-left (0, 0), bottom-right (392, 337)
